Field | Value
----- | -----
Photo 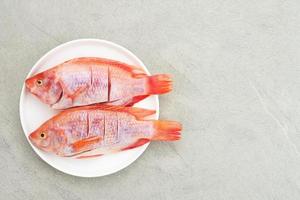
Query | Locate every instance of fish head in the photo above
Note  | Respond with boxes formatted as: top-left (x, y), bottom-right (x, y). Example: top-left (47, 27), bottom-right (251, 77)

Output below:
top-left (29, 123), bottom-right (66, 154)
top-left (25, 69), bottom-right (62, 105)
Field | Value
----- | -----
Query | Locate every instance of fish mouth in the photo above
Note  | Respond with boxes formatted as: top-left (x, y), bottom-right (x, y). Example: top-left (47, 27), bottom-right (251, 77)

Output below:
top-left (28, 134), bottom-right (34, 143)
top-left (28, 134), bottom-right (39, 148)
top-left (28, 134), bottom-right (51, 152)
top-left (25, 77), bottom-right (34, 90)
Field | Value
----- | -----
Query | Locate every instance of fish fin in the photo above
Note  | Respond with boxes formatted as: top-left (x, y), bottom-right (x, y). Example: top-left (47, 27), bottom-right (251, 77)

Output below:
top-left (93, 57), bottom-right (147, 76)
top-left (67, 85), bottom-right (88, 100)
top-left (151, 120), bottom-right (182, 141)
top-left (76, 153), bottom-right (103, 159)
top-left (70, 136), bottom-right (102, 152)
top-left (132, 73), bottom-right (147, 78)
top-left (112, 63), bottom-right (146, 76)
top-left (71, 147), bottom-right (105, 159)
top-left (67, 57), bottom-right (147, 75)
top-left (146, 74), bottom-right (172, 94)
top-left (57, 77), bottom-right (88, 100)
top-left (59, 104), bottom-right (155, 120)
top-left (126, 95), bottom-right (150, 107)
top-left (68, 105), bottom-right (156, 120)
top-left (122, 138), bottom-right (150, 151)
top-left (115, 106), bottom-right (156, 120)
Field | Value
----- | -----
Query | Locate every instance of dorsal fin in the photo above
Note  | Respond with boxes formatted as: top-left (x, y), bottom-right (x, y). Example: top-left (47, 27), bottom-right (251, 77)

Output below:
top-left (109, 61), bottom-right (146, 76)
top-left (64, 57), bottom-right (147, 77)
top-left (61, 105), bottom-right (156, 120)
top-left (91, 105), bottom-right (156, 120)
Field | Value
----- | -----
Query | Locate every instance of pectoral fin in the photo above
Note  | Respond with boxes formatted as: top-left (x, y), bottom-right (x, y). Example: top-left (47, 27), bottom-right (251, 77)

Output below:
top-left (70, 136), bottom-right (102, 153)
top-left (67, 85), bottom-right (89, 100)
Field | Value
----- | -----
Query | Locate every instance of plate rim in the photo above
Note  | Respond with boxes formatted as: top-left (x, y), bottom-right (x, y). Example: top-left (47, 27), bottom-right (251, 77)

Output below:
top-left (19, 38), bottom-right (159, 177)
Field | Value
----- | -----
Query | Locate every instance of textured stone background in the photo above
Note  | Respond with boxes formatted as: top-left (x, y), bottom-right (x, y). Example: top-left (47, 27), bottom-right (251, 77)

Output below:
top-left (1, 0), bottom-right (300, 199)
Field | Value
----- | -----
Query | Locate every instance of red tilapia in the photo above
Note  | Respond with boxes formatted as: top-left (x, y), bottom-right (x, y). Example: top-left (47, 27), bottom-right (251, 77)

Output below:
top-left (25, 57), bottom-right (172, 109)
top-left (28, 105), bottom-right (181, 158)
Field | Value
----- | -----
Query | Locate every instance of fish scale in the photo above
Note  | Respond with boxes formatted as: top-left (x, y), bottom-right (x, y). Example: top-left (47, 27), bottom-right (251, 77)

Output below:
top-left (109, 65), bottom-right (133, 102)
top-left (87, 65), bottom-right (109, 103)
top-left (104, 111), bottom-right (119, 145)
top-left (28, 105), bottom-right (181, 157)
top-left (26, 57), bottom-right (172, 109)
top-left (56, 111), bottom-right (88, 144)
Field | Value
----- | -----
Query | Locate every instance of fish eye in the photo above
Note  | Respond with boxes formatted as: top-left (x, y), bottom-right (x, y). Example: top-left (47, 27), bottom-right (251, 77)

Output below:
top-left (36, 79), bottom-right (43, 86)
top-left (40, 132), bottom-right (46, 138)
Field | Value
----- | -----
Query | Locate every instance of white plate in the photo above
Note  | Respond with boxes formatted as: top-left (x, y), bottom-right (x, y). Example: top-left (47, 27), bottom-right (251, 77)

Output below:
top-left (19, 39), bottom-right (159, 177)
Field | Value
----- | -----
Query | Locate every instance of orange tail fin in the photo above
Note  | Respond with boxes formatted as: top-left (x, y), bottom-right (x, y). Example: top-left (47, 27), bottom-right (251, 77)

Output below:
top-left (152, 120), bottom-right (182, 141)
top-left (147, 74), bottom-right (172, 94)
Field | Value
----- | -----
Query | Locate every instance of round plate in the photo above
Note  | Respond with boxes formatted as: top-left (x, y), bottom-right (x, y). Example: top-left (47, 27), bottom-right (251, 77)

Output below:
top-left (19, 39), bottom-right (159, 177)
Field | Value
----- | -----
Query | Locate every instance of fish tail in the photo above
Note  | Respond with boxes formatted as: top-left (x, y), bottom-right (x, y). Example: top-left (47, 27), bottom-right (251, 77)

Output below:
top-left (151, 120), bottom-right (182, 141)
top-left (147, 74), bottom-right (172, 94)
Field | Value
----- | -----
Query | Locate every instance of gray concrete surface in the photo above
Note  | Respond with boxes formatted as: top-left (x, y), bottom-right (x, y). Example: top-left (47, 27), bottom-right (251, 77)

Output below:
top-left (1, 0), bottom-right (300, 199)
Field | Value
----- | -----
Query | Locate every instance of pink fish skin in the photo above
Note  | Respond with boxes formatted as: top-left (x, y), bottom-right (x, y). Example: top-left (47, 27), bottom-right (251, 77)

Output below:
top-left (28, 105), bottom-right (182, 158)
top-left (25, 57), bottom-right (172, 109)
